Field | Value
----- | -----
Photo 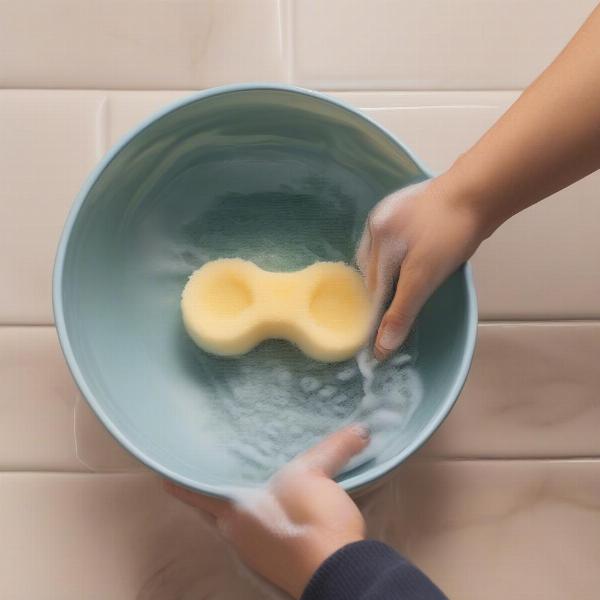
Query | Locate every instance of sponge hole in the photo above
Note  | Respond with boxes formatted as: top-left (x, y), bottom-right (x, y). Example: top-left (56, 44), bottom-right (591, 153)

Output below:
top-left (309, 275), bottom-right (367, 332)
top-left (201, 274), bottom-right (253, 318)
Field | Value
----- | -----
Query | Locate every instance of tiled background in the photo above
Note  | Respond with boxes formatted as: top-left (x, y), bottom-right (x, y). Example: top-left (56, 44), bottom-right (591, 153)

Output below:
top-left (1, 1), bottom-right (599, 598)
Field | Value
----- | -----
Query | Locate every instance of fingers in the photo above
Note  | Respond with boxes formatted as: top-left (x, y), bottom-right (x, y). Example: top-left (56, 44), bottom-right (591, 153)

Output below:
top-left (163, 480), bottom-right (230, 517)
top-left (355, 219), bottom-right (372, 279)
top-left (357, 218), bottom-right (409, 347)
top-left (374, 256), bottom-right (434, 361)
top-left (356, 218), bottom-right (381, 300)
top-left (290, 425), bottom-right (370, 478)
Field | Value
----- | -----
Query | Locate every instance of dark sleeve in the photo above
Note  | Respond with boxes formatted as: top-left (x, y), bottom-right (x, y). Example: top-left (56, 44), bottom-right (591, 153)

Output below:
top-left (301, 540), bottom-right (448, 600)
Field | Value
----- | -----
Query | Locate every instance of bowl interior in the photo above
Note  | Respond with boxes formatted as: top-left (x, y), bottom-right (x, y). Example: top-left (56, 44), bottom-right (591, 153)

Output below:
top-left (57, 88), bottom-right (475, 494)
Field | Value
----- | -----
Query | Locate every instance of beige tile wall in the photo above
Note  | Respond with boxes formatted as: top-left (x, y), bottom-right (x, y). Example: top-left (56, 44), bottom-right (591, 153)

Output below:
top-left (292, 0), bottom-right (598, 90)
top-left (0, 0), bottom-right (286, 89)
top-left (1, 1), bottom-right (598, 598)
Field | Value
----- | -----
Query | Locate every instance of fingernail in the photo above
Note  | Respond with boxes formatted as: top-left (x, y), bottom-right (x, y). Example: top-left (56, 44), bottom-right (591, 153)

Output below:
top-left (373, 345), bottom-right (386, 362)
top-left (377, 323), bottom-right (404, 352)
top-left (351, 424), bottom-right (371, 440)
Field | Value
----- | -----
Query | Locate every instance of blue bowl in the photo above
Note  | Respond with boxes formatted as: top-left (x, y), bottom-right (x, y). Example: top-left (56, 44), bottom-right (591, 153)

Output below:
top-left (54, 85), bottom-right (477, 496)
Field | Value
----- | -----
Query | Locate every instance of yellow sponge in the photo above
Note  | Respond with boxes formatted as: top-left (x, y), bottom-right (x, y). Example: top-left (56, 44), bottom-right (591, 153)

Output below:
top-left (181, 259), bottom-right (371, 362)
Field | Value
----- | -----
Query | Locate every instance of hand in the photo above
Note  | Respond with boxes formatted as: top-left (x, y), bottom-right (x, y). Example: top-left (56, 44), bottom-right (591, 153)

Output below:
top-left (164, 425), bottom-right (370, 599)
top-left (357, 177), bottom-right (484, 361)
top-left (355, 4), bottom-right (600, 361)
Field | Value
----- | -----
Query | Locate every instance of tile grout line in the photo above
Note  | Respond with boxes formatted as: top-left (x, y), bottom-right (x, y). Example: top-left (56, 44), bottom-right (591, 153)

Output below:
top-left (275, 0), bottom-right (286, 83)
top-left (0, 323), bottom-right (56, 328)
top-left (0, 470), bottom-right (148, 476)
top-left (301, 86), bottom-right (524, 94)
top-left (95, 93), bottom-right (109, 160)
top-left (363, 105), bottom-right (505, 110)
top-left (0, 87), bottom-right (525, 94)
top-left (2, 456), bottom-right (600, 478)
top-left (285, 0), bottom-right (295, 84)
top-left (415, 456), bottom-right (600, 463)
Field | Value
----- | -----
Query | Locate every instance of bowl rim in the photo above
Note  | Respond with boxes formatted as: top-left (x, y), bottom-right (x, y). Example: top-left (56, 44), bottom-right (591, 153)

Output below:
top-left (53, 83), bottom-right (478, 497)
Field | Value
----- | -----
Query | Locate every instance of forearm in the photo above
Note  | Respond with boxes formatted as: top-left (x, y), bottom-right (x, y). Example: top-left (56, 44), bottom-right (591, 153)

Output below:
top-left (301, 541), bottom-right (448, 600)
top-left (441, 4), bottom-right (600, 236)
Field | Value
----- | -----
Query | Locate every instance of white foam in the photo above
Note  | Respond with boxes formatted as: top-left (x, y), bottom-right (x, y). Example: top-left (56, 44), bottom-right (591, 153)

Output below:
top-left (207, 337), bottom-right (422, 485)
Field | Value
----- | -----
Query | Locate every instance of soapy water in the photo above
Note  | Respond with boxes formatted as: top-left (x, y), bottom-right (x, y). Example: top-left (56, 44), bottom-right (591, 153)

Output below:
top-left (170, 183), bottom-right (424, 483)
top-left (124, 173), bottom-right (424, 485)
top-left (192, 336), bottom-right (422, 483)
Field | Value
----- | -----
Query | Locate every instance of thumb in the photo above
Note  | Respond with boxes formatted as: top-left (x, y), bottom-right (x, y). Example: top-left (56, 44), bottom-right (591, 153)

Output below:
top-left (289, 425), bottom-right (370, 478)
top-left (375, 256), bottom-right (434, 361)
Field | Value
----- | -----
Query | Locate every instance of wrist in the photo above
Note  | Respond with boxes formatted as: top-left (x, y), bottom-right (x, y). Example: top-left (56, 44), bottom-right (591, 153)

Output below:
top-left (290, 534), bottom-right (364, 599)
top-left (435, 154), bottom-right (506, 240)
